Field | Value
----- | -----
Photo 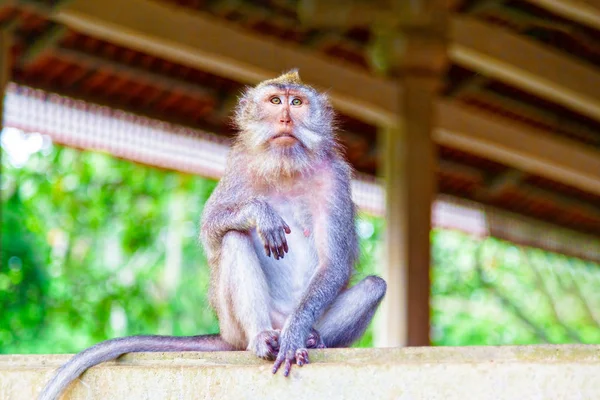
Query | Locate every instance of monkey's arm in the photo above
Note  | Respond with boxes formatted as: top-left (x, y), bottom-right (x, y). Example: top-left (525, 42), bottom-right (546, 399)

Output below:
top-left (273, 161), bottom-right (358, 376)
top-left (200, 181), bottom-right (291, 261)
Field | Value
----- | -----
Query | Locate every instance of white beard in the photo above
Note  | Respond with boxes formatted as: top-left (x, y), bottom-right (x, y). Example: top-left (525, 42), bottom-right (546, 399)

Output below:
top-left (247, 142), bottom-right (316, 184)
top-left (239, 119), bottom-right (329, 185)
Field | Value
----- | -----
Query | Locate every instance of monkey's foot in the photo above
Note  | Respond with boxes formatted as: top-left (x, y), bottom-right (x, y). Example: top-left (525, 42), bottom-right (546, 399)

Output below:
top-left (306, 329), bottom-right (326, 349)
top-left (295, 348), bottom-right (309, 367)
top-left (249, 329), bottom-right (280, 360)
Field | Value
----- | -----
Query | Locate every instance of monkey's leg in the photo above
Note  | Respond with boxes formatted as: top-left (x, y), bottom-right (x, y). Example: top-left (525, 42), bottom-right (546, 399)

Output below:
top-left (218, 231), bottom-right (279, 359)
top-left (314, 275), bottom-right (387, 348)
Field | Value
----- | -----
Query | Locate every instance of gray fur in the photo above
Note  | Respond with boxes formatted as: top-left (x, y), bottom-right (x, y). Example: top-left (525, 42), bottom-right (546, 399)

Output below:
top-left (201, 71), bottom-right (387, 375)
top-left (38, 70), bottom-right (387, 398)
top-left (38, 335), bottom-right (233, 400)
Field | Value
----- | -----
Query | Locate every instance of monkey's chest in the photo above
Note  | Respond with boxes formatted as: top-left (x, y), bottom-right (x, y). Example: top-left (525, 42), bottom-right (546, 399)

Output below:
top-left (250, 197), bottom-right (318, 313)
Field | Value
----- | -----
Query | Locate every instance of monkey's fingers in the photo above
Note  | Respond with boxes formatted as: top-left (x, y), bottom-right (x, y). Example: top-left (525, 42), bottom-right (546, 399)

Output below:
top-left (266, 336), bottom-right (279, 351)
top-left (272, 356), bottom-right (283, 374)
top-left (270, 240), bottom-right (281, 260)
top-left (273, 234), bottom-right (285, 259)
top-left (273, 348), bottom-right (287, 376)
top-left (278, 230), bottom-right (289, 254)
top-left (283, 223), bottom-right (291, 235)
top-left (264, 243), bottom-right (271, 258)
top-left (296, 348), bottom-right (309, 367)
top-left (265, 233), bottom-right (280, 259)
top-left (272, 350), bottom-right (291, 376)
top-left (283, 354), bottom-right (294, 377)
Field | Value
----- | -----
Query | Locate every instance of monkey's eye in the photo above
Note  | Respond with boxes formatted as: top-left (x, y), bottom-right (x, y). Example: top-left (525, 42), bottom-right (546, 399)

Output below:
top-left (270, 97), bottom-right (282, 104)
top-left (290, 98), bottom-right (302, 106)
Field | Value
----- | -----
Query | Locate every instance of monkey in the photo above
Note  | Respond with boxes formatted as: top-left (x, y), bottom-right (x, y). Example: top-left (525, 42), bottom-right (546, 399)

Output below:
top-left (38, 69), bottom-right (387, 400)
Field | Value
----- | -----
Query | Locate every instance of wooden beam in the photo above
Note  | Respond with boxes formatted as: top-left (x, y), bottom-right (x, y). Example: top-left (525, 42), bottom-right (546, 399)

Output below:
top-left (25, 0), bottom-right (600, 198)
top-left (440, 159), bottom-right (600, 222)
top-left (435, 99), bottom-right (600, 197)
top-left (446, 74), bottom-right (489, 98)
top-left (450, 15), bottom-right (600, 122)
top-left (463, 0), bottom-right (506, 14)
top-left (40, 1), bottom-right (600, 125)
top-left (524, 0), bottom-right (600, 31)
top-left (461, 88), bottom-right (600, 147)
top-left (298, 2), bottom-right (600, 123)
top-left (485, 169), bottom-right (527, 197)
top-left (49, 0), bottom-right (399, 127)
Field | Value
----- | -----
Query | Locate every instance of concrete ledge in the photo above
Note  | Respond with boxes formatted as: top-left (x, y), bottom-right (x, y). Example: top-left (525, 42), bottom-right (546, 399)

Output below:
top-left (2, 345), bottom-right (600, 399)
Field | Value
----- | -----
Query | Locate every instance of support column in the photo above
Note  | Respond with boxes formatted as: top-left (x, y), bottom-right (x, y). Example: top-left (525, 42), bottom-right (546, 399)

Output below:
top-left (374, 2), bottom-right (449, 348)
top-left (377, 77), bottom-right (441, 347)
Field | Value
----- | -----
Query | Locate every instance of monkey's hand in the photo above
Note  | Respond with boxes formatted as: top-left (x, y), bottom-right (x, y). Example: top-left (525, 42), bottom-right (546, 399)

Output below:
top-left (255, 205), bottom-right (291, 260)
top-left (272, 327), bottom-right (309, 377)
top-left (249, 329), bottom-right (280, 360)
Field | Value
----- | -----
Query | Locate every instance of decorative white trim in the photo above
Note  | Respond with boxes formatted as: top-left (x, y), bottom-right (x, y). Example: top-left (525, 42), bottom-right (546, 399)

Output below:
top-left (2, 83), bottom-right (599, 263)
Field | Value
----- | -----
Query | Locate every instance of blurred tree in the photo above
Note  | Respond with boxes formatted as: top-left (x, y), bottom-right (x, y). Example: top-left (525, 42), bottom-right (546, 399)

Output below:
top-left (430, 230), bottom-right (600, 346)
top-left (1, 142), bottom-right (599, 354)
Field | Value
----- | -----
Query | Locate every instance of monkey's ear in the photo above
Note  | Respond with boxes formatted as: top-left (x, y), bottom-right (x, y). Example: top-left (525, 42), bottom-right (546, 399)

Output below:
top-left (319, 92), bottom-right (333, 108)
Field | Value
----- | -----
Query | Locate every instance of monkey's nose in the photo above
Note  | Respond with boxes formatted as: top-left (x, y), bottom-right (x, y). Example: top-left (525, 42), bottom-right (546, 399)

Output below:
top-left (280, 109), bottom-right (292, 124)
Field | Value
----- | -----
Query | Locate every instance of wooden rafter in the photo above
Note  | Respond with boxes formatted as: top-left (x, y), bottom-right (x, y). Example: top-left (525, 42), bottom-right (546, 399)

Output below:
top-left (296, 2), bottom-right (600, 123)
top-left (52, 47), bottom-right (218, 105)
top-left (440, 159), bottom-right (600, 226)
top-left (436, 100), bottom-right (600, 197)
top-left (459, 88), bottom-right (600, 148)
top-left (6, 0), bottom-right (600, 198)
top-left (450, 15), bottom-right (600, 122)
top-left (19, 22), bottom-right (66, 66)
top-left (524, 0), bottom-right (600, 31)
top-left (484, 169), bottom-right (527, 197)
top-left (49, 0), bottom-right (400, 127)
top-left (37, 0), bottom-right (600, 124)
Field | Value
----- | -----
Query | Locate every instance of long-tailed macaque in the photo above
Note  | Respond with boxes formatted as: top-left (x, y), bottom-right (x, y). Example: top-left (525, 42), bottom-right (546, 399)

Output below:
top-left (39, 70), bottom-right (387, 400)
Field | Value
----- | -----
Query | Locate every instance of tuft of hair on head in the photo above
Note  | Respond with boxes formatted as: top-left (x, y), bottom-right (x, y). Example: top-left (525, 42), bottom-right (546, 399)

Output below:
top-left (256, 68), bottom-right (305, 88)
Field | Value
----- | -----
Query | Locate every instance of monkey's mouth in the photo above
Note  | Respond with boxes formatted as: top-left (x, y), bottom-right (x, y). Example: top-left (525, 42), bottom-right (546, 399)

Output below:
top-left (271, 133), bottom-right (299, 146)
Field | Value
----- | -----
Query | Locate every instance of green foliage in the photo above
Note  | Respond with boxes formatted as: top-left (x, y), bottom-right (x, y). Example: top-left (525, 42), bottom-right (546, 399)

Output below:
top-left (1, 146), bottom-right (219, 353)
top-left (431, 230), bottom-right (600, 346)
top-left (2, 143), bottom-right (599, 354)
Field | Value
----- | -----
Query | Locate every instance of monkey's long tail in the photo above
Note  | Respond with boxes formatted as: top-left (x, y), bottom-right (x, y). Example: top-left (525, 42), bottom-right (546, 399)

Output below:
top-left (38, 334), bottom-right (235, 400)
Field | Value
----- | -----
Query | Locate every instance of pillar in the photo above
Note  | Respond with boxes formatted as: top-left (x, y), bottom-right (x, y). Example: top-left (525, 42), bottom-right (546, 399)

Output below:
top-left (374, 1), bottom-right (448, 347)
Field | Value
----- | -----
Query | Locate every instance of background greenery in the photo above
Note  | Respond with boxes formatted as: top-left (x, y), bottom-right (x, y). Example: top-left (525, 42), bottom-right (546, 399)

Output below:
top-left (2, 142), bottom-right (600, 354)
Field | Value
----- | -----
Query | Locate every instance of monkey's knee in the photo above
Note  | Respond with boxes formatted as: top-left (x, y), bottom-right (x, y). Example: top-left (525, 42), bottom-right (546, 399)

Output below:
top-left (222, 230), bottom-right (253, 250)
top-left (361, 275), bottom-right (387, 303)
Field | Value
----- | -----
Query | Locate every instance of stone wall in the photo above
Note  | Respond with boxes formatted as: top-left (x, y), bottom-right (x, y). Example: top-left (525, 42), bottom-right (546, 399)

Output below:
top-left (1, 345), bottom-right (599, 399)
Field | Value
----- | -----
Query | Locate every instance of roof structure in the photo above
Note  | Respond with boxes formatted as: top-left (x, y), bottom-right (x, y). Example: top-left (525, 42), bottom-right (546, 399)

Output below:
top-left (1, 0), bottom-right (600, 240)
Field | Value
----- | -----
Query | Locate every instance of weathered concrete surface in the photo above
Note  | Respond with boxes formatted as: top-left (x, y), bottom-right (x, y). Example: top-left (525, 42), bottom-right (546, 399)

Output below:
top-left (1, 345), bottom-right (599, 399)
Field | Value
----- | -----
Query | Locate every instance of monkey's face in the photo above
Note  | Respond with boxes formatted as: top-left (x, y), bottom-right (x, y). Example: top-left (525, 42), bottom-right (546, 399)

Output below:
top-left (235, 83), bottom-right (334, 155)
top-left (260, 88), bottom-right (310, 147)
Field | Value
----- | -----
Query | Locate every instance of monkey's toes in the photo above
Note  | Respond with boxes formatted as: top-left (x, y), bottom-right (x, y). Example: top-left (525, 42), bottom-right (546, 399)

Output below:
top-left (306, 329), bottom-right (325, 349)
top-left (250, 330), bottom-right (280, 360)
top-left (295, 348), bottom-right (309, 366)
